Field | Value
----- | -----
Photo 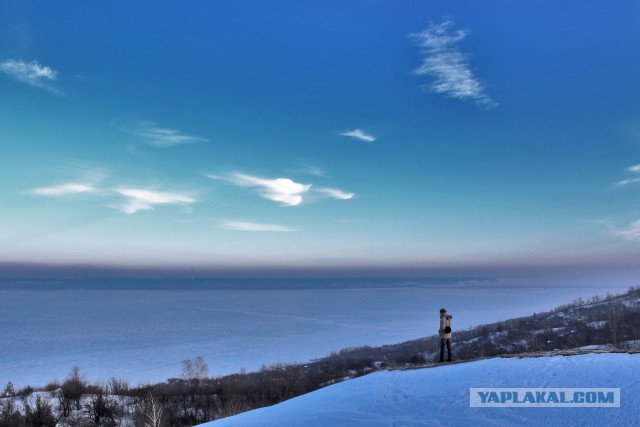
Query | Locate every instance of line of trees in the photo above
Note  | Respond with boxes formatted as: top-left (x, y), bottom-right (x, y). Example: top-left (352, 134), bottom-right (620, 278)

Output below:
top-left (0, 359), bottom-right (320, 426)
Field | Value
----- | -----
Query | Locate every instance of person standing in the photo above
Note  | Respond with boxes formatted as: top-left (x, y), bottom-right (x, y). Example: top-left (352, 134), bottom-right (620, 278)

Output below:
top-left (439, 308), bottom-right (453, 362)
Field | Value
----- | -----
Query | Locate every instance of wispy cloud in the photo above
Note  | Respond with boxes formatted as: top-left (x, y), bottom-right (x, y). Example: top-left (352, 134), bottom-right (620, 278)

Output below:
top-left (315, 187), bottom-right (355, 200)
top-left (615, 164), bottom-right (640, 186)
top-left (29, 175), bottom-right (198, 214)
top-left (295, 165), bottom-right (326, 177)
top-left (410, 20), bottom-right (497, 109)
top-left (219, 221), bottom-right (297, 232)
top-left (30, 183), bottom-right (97, 196)
top-left (130, 121), bottom-right (209, 147)
top-left (0, 59), bottom-right (61, 94)
top-left (212, 172), bottom-right (312, 206)
top-left (613, 219), bottom-right (640, 242)
top-left (616, 178), bottom-right (640, 186)
top-left (340, 129), bottom-right (376, 142)
top-left (112, 188), bottom-right (196, 214)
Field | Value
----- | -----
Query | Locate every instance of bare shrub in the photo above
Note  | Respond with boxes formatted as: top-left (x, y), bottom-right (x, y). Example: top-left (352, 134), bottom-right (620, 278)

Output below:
top-left (58, 366), bottom-right (87, 417)
top-left (85, 387), bottom-right (118, 426)
top-left (24, 395), bottom-right (56, 427)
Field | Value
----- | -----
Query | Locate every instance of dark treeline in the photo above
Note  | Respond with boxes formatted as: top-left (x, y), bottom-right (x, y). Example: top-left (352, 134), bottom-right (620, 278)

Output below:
top-left (1, 286), bottom-right (638, 426)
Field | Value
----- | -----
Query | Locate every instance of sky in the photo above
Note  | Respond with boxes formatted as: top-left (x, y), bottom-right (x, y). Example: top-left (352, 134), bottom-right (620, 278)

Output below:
top-left (1, 1), bottom-right (640, 279)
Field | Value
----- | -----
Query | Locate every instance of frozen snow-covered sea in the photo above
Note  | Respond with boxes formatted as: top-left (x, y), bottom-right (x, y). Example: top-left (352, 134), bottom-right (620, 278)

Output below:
top-left (0, 281), bottom-right (627, 388)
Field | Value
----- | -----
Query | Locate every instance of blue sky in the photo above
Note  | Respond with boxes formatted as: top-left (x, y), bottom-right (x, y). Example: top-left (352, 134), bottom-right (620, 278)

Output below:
top-left (1, 1), bottom-right (640, 277)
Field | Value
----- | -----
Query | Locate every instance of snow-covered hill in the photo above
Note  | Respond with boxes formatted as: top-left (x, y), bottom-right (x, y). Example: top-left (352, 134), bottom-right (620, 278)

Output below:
top-left (200, 353), bottom-right (638, 426)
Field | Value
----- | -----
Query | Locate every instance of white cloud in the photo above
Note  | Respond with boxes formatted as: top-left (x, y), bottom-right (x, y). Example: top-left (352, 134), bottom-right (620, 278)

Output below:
top-left (315, 187), bottom-right (355, 200)
top-left (112, 188), bottom-right (196, 214)
top-left (616, 178), bottom-right (640, 186)
top-left (614, 219), bottom-right (640, 242)
top-left (0, 59), bottom-right (61, 94)
top-left (30, 183), bottom-right (97, 196)
top-left (133, 122), bottom-right (209, 147)
top-left (216, 172), bottom-right (312, 206)
top-left (615, 164), bottom-right (640, 185)
top-left (410, 21), bottom-right (497, 109)
top-left (29, 177), bottom-right (198, 215)
top-left (209, 172), bottom-right (354, 206)
top-left (219, 221), bottom-right (297, 232)
top-left (296, 165), bottom-right (326, 177)
top-left (340, 129), bottom-right (376, 142)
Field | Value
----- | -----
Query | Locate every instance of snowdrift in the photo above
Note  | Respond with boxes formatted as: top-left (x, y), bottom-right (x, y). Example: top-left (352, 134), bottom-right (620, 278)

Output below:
top-left (200, 352), bottom-right (638, 426)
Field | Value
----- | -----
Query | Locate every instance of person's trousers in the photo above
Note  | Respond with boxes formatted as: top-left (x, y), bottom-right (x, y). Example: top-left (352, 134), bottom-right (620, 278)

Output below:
top-left (440, 338), bottom-right (452, 362)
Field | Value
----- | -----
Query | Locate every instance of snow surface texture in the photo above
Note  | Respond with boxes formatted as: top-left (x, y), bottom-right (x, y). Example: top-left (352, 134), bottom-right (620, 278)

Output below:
top-left (0, 286), bottom-right (621, 387)
top-left (201, 353), bottom-right (638, 427)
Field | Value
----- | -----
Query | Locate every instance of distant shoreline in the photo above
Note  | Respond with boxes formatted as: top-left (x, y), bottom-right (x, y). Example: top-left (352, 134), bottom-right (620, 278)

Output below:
top-left (0, 277), bottom-right (624, 291)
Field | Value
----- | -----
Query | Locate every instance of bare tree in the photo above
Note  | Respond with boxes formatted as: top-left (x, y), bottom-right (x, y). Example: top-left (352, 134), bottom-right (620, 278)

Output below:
top-left (137, 393), bottom-right (165, 427)
top-left (60, 366), bottom-right (87, 414)
top-left (527, 329), bottom-right (541, 352)
top-left (108, 377), bottom-right (129, 395)
top-left (24, 395), bottom-right (56, 427)
top-left (607, 308), bottom-right (622, 345)
top-left (182, 356), bottom-right (209, 382)
top-left (182, 356), bottom-right (209, 395)
top-left (0, 397), bottom-right (23, 427)
top-left (85, 387), bottom-right (118, 426)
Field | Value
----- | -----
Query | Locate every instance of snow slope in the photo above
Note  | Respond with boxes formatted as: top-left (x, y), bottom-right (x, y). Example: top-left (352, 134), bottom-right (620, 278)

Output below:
top-left (200, 353), bottom-right (638, 426)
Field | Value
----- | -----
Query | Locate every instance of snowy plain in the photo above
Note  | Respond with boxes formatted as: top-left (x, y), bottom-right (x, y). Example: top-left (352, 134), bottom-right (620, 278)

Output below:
top-left (201, 353), bottom-right (639, 427)
top-left (0, 284), bottom-right (627, 388)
